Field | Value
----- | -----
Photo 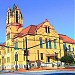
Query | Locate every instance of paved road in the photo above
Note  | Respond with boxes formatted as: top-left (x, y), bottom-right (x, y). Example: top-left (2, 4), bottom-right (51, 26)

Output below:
top-left (0, 71), bottom-right (75, 75)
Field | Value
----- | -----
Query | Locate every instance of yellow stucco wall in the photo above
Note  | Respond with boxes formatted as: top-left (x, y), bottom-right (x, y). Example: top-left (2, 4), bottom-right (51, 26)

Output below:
top-left (0, 6), bottom-right (75, 70)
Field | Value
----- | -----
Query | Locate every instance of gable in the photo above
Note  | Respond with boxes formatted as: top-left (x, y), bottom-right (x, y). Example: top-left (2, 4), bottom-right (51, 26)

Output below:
top-left (36, 19), bottom-right (59, 37)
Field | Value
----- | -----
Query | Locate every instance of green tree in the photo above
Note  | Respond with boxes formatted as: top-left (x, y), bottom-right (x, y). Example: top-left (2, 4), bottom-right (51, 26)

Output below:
top-left (60, 55), bottom-right (74, 64)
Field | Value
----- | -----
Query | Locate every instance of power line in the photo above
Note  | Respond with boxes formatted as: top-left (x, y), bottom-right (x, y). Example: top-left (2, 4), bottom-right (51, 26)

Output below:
top-left (0, 40), bottom-right (60, 55)
top-left (0, 39), bottom-right (63, 49)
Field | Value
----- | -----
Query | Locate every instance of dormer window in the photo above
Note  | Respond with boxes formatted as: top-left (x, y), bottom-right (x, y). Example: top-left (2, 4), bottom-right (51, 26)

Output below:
top-left (45, 26), bottom-right (50, 33)
top-left (45, 27), bottom-right (47, 33)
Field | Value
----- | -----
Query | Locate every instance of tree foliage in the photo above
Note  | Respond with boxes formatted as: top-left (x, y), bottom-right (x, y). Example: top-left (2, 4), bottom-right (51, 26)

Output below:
top-left (60, 55), bottom-right (74, 64)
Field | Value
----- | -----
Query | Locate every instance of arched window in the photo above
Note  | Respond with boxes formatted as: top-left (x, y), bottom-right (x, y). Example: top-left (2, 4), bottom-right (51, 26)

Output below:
top-left (16, 11), bottom-right (18, 23)
top-left (49, 40), bottom-right (52, 49)
top-left (68, 45), bottom-right (71, 51)
top-left (14, 40), bottom-right (18, 50)
top-left (8, 12), bottom-right (9, 24)
top-left (63, 43), bottom-right (66, 51)
top-left (40, 38), bottom-right (42, 48)
top-left (46, 39), bottom-right (48, 49)
top-left (54, 39), bottom-right (56, 49)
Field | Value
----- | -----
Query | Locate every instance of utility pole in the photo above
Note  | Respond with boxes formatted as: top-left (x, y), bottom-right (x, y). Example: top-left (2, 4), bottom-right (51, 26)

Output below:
top-left (25, 37), bottom-right (29, 70)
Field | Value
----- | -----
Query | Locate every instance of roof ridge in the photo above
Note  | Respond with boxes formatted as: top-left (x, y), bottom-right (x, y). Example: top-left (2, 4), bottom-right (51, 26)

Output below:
top-left (58, 34), bottom-right (66, 36)
top-left (30, 24), bottom-right (36, 26)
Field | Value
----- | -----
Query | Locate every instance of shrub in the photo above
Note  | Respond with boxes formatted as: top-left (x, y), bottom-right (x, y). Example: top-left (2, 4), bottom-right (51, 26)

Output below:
top-left (60, 55), bottom-right (74, 64)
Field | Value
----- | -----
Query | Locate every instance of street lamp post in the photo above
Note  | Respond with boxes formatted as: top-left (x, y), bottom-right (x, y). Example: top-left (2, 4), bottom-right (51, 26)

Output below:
top-left (2, 55), bottom-right (4, 70)
top-left (15, 52), bottom-right (18, 71)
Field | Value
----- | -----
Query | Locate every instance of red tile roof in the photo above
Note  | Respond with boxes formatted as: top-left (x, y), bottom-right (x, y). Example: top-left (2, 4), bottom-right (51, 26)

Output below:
top-left (17, 19), bottom-right (50, 37)
top-left (0, 44), bottom-right (5, 46)
top-left (18, 25), bottom-right (37, 37)
top-left (18, 19), bottom-right (48, 37)
top-left (59, 34), bottom-right (75, 44)
top-left (17, 19), bottom-right (75, 45)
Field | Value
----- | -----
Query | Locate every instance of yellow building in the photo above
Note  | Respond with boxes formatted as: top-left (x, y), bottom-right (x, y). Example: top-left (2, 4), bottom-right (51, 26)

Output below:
top-left (0, 43), bottom-right (5, 70)
top-left (59, 34), bottom-right (75, 58)
top-left (0, 4), bottom-right (75, 70)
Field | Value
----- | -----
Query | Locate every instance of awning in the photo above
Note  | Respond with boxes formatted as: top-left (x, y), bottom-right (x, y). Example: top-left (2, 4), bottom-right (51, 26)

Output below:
top-left (46, 54), bottom-right (56, 57)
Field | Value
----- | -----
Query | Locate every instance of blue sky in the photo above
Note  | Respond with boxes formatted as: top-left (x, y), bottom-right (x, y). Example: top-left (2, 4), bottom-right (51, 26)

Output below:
top-left (0, 0), bottom-right (74, 43)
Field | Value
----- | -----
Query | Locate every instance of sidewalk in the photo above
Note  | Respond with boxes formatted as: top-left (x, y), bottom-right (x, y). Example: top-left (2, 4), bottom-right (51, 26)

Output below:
top-left (1, 67), bottom-right (75, 74)
top-left (17, 67), bottom-right (75, 73)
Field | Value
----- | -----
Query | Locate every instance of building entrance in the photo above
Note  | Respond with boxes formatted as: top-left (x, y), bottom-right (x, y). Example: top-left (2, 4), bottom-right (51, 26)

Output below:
top-left (47, 57), bottom-right (50, 62)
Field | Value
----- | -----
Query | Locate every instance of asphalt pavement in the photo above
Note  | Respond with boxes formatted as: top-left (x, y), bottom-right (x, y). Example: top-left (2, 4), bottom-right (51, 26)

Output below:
top-left (0, 71), bottom-right (75, 75)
